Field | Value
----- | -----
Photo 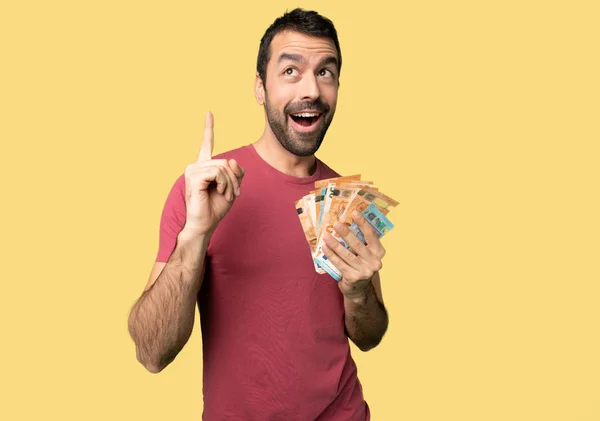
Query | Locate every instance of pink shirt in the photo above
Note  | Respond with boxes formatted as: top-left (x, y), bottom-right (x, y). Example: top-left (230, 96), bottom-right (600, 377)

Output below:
top-left (156, 144), bottom-right (370, 420)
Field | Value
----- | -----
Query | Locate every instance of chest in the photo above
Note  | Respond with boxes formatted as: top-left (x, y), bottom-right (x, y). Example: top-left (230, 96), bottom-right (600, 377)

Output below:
top-left (207, 184), bottom-right (317, 282)
top-left (200, 173), bottom-right (345, 336)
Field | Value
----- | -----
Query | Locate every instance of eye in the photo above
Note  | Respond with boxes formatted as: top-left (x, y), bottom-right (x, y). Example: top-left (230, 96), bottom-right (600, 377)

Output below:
top-left (319, 68), bottom-right (334, 78)
top-left (284, 67), bottom-right (299, 76)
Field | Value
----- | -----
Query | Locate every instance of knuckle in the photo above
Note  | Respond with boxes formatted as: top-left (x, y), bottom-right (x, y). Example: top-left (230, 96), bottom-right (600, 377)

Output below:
top-left (379, 247), bottom-right (386, 259)
top-left (184, 163), bottom-right (195, 175)
top-left (226, 167), bottom-right (235, 181)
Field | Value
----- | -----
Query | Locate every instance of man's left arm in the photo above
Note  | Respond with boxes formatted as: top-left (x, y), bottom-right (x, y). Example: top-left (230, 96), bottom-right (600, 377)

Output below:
top-left (321, 211), bottom-right (390, 352)
top-left (343, 272), bottom-right (388, 351)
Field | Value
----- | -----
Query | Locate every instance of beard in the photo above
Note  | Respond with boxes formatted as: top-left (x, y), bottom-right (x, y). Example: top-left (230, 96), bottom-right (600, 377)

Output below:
top-left (264, 92), bottom-right (334, 157)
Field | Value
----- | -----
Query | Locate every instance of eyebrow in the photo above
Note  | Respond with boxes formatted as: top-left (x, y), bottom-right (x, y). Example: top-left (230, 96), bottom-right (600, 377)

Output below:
top-left (278, 53), bottom-right (304, 64)
top-left (318, 56), bottom-right (339, 69)
top-left (277, 53), bottom-right (339, 70)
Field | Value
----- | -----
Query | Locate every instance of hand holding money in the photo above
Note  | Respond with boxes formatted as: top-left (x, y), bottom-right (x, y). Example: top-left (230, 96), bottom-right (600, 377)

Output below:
top-left (295, 175), bottom-right (398, 283)
top-left (322, 211), bottom-right (386, 298)
top-left (183, 112), bottom-right (245, 237)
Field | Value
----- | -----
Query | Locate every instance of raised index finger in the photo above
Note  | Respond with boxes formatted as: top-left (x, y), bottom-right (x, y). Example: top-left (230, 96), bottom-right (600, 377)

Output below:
top-left (197, 111), bottom-right (214, 162)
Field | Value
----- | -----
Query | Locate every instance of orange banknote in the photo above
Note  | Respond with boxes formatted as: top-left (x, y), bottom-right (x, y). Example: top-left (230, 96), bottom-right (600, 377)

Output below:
top-left (295, 174), bottom-right (399, 278)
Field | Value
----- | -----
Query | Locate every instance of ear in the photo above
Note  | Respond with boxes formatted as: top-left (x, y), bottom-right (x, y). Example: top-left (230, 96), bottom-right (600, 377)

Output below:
top-left (254, 72), bottom-right (265, 105)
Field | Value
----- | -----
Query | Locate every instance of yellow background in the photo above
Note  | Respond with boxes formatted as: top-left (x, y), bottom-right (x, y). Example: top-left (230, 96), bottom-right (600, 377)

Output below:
top-left (1, 1), bottom-right (598, 420)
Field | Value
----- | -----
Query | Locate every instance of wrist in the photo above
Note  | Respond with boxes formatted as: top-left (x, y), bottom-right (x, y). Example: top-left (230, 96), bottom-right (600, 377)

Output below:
top-left (178, 226), bottom-right (211, 249)
top-left (343, 280), bottom-right (374, 305)
top-left (346, 293), bottom-right (367, 306)
top-left (175, 227), bottom-right (210, 292)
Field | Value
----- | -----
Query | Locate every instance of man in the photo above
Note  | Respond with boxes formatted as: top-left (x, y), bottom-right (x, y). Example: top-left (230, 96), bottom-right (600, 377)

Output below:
top-left (128, 8), bottom-right (389, 420)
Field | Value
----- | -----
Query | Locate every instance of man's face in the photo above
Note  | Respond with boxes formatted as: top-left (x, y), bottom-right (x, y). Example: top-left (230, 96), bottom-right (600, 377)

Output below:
top-left (260, 30), bottom-right (340, 157)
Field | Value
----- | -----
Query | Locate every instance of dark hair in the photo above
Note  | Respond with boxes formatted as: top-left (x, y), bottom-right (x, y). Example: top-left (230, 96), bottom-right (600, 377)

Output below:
top-left (256, 8), bottom-right (342, 84)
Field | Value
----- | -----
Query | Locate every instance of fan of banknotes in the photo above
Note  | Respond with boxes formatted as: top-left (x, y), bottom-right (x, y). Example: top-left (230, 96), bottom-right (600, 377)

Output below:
top-left (295, 174), bottom-right (399, 281)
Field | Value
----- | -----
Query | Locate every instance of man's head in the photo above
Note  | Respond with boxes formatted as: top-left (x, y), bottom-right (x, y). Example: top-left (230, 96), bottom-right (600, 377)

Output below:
top-left (255, 9), bottom-right (342, 157)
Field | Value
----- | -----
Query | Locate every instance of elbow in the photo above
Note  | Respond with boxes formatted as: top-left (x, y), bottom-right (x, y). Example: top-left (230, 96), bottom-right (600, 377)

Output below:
top-left (129, 326), bottom-right (175, 374)
top-left (356, 330), bottom-right (387, 352)
top-left (357, 339), bottom-right (381, 352)
top-left (135, 348), bottom-right (171, 374)
top-left (138, 355), bottom-right (168, 374)
top-left (144, 361), bottom-right (166, 374)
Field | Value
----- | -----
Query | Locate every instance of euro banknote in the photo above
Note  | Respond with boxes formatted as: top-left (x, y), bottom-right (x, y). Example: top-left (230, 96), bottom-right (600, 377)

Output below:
top-left (295, 175), bottom-right (398, 280)
top-left (314, 204), bottom-right (395, 281)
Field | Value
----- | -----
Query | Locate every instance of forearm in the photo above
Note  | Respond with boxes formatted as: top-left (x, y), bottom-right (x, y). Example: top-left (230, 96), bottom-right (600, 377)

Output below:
top-left (128, 229), bottom-right (208, 372)
top-left (344, 280), bottom-right (389, 352)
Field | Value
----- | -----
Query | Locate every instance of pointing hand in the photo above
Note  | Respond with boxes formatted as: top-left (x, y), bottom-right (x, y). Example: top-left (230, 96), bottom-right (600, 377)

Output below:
top-left (183, 112), bottom-right (245, 237)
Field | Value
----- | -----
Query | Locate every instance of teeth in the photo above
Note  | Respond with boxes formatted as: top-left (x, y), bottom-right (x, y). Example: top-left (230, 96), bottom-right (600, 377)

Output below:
top-left (292, 112), bottom-right (319, 117)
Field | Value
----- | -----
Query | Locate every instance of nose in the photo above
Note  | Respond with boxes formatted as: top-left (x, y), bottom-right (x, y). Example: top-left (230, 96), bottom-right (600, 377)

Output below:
top-left (298, 73), bottom-right (320, 101)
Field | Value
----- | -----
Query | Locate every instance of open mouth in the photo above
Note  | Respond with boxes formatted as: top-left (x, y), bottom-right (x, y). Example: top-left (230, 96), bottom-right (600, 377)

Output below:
top-left (289, 112), bottom-right (323, 131)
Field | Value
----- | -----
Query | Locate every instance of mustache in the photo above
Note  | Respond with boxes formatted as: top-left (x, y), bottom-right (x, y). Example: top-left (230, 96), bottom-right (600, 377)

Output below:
top-left (285, 100), bottom-right (330, 115)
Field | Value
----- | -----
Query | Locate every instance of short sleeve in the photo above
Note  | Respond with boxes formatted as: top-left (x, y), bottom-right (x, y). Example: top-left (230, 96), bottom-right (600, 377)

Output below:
top-left (155, 174), bottom-right (187, 262)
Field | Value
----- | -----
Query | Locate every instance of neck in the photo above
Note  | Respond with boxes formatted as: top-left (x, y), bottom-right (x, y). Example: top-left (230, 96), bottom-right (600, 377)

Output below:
top-left (253, 126), bottom-right (317, 178)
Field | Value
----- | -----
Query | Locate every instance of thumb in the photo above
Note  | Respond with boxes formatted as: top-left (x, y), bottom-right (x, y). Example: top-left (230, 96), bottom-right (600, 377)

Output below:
top-left (228, 159), bottom-right (245, 183)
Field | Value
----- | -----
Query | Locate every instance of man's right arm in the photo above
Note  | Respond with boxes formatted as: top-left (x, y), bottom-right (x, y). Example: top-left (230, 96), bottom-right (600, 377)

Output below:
top-left (127, 111), bottom-right (244, 373)
top-left (127, 228), bottom-right (208, 373)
